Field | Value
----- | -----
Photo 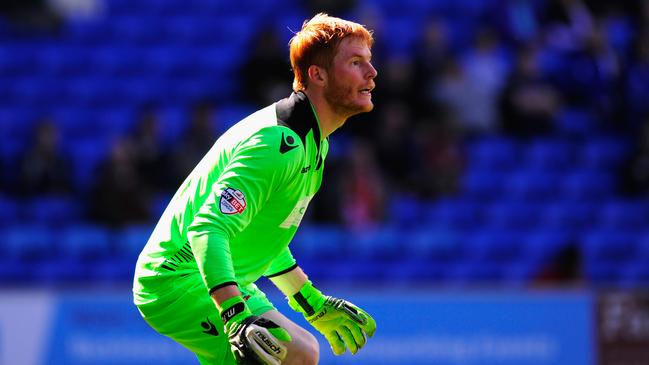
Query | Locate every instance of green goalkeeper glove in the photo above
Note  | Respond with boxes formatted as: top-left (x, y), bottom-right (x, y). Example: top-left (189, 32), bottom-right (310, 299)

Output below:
top-left (287, 281), bottom-right (376, 355)
top-left (220, 296), bottom-right (292, 365)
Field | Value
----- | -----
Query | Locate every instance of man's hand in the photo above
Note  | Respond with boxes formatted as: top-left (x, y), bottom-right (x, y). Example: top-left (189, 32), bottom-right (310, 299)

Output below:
top-left (220, 296), bottom-right (292, 364)
top-left (288, 281), bottom-right (376, 355)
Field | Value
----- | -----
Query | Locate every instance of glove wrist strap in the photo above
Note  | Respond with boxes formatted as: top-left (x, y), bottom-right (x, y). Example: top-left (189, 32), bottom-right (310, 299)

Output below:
top-left (288, 280), bottom-right (326, 316)
top-left (219, 296), bottom-right (250, 327)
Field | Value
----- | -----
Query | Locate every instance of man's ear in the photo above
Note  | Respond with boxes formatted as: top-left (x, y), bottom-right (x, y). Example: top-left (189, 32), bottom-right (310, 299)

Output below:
top-left (307, 65), bottom-right (327, 87)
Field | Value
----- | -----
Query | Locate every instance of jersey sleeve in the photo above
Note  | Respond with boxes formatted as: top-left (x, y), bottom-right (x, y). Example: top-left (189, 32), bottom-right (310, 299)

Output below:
top-left (263, 247), bottom-right (298, 278)
top-left (187, 128), bottom-right (302, 293)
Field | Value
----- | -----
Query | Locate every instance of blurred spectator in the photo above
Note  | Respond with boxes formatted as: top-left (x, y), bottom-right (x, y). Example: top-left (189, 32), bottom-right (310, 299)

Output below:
top-left (412, 117), bottom-right (465, 199)
top-left (413, 18), bottom-right (452, 115)
top-left (305, 0), bottom-right (357, 16)
top-left (542, 0), bottom-right (595, 52)
top-left (130, 105), bottom-right (168, 192)
top-left (240, 26), bottom-right (293, 107)
top-left (566, 22), bottom-right (622, 126)
top-left (534, 242), bottom-right (583, 285)
top-left (625, 28), bottom-right (649, 126)
top-left (373, 100), bottom-right (417, 190)
top-left (458, 27), bottom-right (510, 134)
top-left (499, 45), bottom-right (561, 136)
top-left (0, 0), bottom-right (61, 31)
top-left (167, 101), bottom-right (218, 187)
top-left (433, 57), bottom-right (488, 136)
top-left (493, 0), bottom-right (542, 44)
top-left (18, 119), bottom-right (73, 195)
top-left (619, 117), bottom-right (649, 196)
top-left (338, 140), bottom-right (386, 231)
top-left (377, 54), bottom-right (417, 105)
top-left (89, 137), bottom-right (150, 227)
top-left (432, 27), bottom-right (510, 136)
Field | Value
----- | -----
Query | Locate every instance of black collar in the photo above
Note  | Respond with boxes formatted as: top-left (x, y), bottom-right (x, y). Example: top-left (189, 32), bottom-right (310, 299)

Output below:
top-left (276, 92), bottom-right (323, 169)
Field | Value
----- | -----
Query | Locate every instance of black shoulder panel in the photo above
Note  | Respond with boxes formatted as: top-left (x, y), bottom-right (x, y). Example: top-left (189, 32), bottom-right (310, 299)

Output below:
top-left (276, 91), bottom-right (322, 152)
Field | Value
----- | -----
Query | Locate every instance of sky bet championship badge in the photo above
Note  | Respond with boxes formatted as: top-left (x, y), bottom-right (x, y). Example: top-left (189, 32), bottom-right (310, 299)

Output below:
top-left (220, 187), bottom-right (246, 214)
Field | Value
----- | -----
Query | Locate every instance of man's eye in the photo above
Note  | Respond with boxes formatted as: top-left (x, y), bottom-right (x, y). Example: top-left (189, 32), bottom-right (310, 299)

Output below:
top-left (352, 60), bottom-right (360, 66)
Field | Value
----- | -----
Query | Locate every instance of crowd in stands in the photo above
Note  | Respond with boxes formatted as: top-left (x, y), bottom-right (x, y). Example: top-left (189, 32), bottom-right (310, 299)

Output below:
top-left (2, 0), bottom-right (649, 285)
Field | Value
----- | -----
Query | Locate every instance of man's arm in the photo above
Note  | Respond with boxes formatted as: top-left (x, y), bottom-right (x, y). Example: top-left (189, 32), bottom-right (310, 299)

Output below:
top-left (210, 284), bottom-right (243, 310)
top-left (268, 266), bottom-right (309, 297)
top-left (273, 267), bottom-right (377, 356)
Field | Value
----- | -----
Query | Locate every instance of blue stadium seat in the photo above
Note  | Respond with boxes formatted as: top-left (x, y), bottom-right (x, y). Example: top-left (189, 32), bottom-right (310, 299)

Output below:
top-left (524, 138), bottom-right (575, 171)
top-left (0, 106), bottom-right (39, 139)
top-left (596, 199), bottom-right (649, 231)
top-left (404, 226), bottom-right (465, 261)
top-left (555, 107), bottom-right (596, 136)
top-left (5, 224), bottom-right (55, 261)
top-left (584, 262), bottom-right (624, 284)
top-left (582, 230), bottom-right (638, 263)
top-left (446, 261), bottom-right (508, 284)
top-left (560, 170), bottom-right (615, 202)
top-left (381, 17), bottom-right (422, 56)
top-left (63, 18), bottom-right (112, 45)
top-left (13, 77), bottom-right (58, 106)
top-left (523, 229), bottom-right (573, 263)
top-left (619, 257), bottom-right (649, 287)
top-left (114, 224), bottom-right (152, 259)
top-left (461, 170), bottom-right (506, 201)
top-left (0, 45), bottom-right (38, 78)
top-left (50, 107), bottom-right (100, 139)
top-left (23, 196), bottom-right (83, 226)
top-left (579, 137), bottom-right (631, 170)
top-left (0, 197), bottom-right (19, 227)
top-left (464, 229), bottom-right (526, 263)
top-left (217, 104), bottom-right (255, 132)
top-left (0, 226), bottom-right (28, 280)
top-left (504, 171), bottom-right (561, 201)
top-left (538, 201), bottom-right (597, 232)
top-left (66, 137), bottom-right (111, 191)
top-left (466, 137), bottom-right (521, 171)
top-left (38, 45), bottom-right (91, 77)
top-left (149, 193), bottom-right (173, 220)
top-left (483, 201), bottom-right (542, 230)
top-left (423, 198), bottom-right (482, 229)
top-left (291, 224), bottom-right (346, 260)
top-left (94, 106), bottom-right (137, 137)
top-left (91, 45), bottom-right (147, 76)
top-left (91, 224), bottom-right (152, 281)
top-left (58, 224), bottom-right (112, 261)
top-left (350, 226), bottom-right (403, 260)
top-left (111, 15), bottom-right (164, 45)
top-left (157, 105), bottom-right (189, 145)
top-left (386, 193), bottom-right (423, 228)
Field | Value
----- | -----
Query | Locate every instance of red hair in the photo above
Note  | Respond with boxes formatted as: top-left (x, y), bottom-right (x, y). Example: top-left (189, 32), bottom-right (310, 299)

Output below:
top-left (289, 13), bottom-right (374, 92)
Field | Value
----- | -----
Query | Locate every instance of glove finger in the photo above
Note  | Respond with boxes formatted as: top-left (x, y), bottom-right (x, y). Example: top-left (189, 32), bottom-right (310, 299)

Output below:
top-left (337, 326), bottom-right (360, 355)
top-left (341, 301), bottom-right (376, 338)
top-left (345, 321), bottom-right (366, 349)
top-left (359, 308), bottom-right (377, 338)
top-left (324, 331), bottom-right (346, 355)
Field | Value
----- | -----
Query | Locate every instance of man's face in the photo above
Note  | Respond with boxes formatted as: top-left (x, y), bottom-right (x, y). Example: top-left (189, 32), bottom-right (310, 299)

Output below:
top-left (323, 36), bottom-right (377, 118)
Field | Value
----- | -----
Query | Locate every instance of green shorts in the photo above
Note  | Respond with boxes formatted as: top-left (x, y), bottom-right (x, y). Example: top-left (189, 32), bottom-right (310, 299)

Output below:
top-left (135, 275), bottom-right (275, 365)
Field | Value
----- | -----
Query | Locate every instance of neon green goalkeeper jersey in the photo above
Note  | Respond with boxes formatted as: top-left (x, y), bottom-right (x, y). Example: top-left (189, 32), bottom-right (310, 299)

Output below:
top-left (133, 92), bottom-right (328, 304)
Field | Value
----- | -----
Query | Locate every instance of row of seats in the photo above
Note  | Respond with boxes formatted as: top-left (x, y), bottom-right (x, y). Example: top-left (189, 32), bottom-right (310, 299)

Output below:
top-left (1, 222), bottom-right (648, 286)
top-left (2, 193), bottom-right (647, 231)
top-left (467, 134), bottom-right (630, 171)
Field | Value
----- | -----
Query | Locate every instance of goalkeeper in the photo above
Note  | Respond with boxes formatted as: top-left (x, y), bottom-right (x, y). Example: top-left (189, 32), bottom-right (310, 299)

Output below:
top-left (133, 13), bottom-right (378, 365)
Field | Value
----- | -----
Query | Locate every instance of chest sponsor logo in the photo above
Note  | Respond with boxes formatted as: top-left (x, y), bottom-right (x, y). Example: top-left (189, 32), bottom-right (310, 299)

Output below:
top-left (220, 187), bottom-right (246, 214)
top-left (280, 196), bottom-right (312, 228)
